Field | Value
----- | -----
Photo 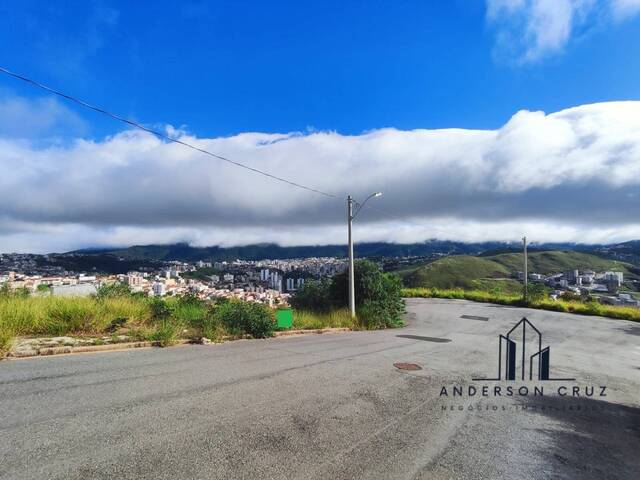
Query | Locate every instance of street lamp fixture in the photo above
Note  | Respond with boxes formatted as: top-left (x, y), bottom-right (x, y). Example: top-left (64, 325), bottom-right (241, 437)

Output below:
top-left (347, 192), bottom-right (383, 318)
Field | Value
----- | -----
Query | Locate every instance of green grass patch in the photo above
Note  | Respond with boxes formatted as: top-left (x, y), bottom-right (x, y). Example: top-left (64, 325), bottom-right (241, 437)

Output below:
top-left (0, 328), bottom-right (13, 357)
top-left (148, 320), bottom-right (181, 347)
top-left (292, 309), bottom-right (359, 330)
top-left (402, 288), bottom-right (640, 322)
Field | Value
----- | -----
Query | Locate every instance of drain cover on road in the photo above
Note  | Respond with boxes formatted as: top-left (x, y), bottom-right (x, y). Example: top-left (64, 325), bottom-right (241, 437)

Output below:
top-left (394, 362), bottom-right (422, 371)
top-left (460, 314), bottom-right (489, 321)
top-left (396, 334), bottom-right (452, 343)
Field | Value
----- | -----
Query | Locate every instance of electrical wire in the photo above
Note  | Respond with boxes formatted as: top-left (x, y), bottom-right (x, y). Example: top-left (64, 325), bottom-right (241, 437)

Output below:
top-left (0, 66), bottom-right (339, 199)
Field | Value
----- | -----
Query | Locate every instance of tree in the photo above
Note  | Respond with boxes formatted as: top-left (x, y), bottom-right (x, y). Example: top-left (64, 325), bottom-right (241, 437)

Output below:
top-left (290, 280), bottom-right (332, 311)
top-left (292, 260), bottom-right (405, 328)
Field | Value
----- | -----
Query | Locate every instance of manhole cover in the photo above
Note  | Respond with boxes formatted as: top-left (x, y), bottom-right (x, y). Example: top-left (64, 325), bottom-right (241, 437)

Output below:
top-left (394, 362), bottom-right (422, 371)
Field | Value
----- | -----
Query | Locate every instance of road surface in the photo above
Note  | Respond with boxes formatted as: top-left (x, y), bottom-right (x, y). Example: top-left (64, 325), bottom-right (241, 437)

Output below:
top-left (1, 298), bottom-right (639, 479)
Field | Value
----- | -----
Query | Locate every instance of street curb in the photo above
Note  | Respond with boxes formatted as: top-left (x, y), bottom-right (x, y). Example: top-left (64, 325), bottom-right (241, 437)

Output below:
top-left (274, 327), bottom-right (352, 336)
top-left (7, 339), bottom-right (193, 359)
top-left (5, 328), bottom-right (352, 360)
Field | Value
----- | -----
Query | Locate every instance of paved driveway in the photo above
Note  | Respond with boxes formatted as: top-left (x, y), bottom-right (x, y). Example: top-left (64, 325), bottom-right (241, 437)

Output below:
top-left (1, 298), bottom-right (639, 479)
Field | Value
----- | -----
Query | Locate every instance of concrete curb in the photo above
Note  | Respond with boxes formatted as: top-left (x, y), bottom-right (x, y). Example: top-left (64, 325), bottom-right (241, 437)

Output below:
top-left (7, 339), bottom-right (193, 359)
top-left (5, 328), bottom-right (352, 360)
top-left (274, 327), bottom-right (352, 336)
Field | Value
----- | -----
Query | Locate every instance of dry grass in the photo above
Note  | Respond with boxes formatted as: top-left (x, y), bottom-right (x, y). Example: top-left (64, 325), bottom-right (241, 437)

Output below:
top-left (292, 309), bottom-right (360, 330)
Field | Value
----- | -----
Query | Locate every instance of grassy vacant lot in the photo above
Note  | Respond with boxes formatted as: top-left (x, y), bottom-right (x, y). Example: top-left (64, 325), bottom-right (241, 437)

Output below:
top-left (399, 251), bottom-right (638, 290)
top-left (403, 287), bottom-right (640, 322)
top-left (0, 291), bottom-right (367, 358)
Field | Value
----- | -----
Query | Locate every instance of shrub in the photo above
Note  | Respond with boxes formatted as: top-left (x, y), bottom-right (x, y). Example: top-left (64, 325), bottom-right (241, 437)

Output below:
top-left (214, 300), bottom-right (275, 338)
top-left (0, 328), bottom-right (13, 358)
top-left (148, 297), bottom-right (171, 321)
top-left (171, 294), bottom-right (208, 327)
top-left (560, 291), bottom-right (581, 302)
top-left (96, 282), bottom-right (132, 299)
top-left (292, 260), bottom-right (405, 329)
top-left (291, 280), bottom-right (332, 311)
top-left (201, 312), bottom-right (227, 342)
top-left (356, 300), bottom-right (392, 329)
top-left (149, 320), bottom-right (180, 347)
top-left (525, 283), bottom-right (547, 304)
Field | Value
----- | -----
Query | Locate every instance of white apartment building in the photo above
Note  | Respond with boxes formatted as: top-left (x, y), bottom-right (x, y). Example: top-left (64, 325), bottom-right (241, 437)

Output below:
top-left (152, 282), bottom-right (166, 296)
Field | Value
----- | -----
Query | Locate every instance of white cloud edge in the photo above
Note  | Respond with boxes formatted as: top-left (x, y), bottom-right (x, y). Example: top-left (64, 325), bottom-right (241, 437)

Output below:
top-left (1, 100), bottom-right (640, 253)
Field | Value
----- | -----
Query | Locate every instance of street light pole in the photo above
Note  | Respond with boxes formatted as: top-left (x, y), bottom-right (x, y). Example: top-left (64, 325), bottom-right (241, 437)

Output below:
top-left (348, 196), bottom-right (355, 318)
top-left (523, 236), bottom-right (528, 303)
top-left (347, 192), bottom-right (382, 318)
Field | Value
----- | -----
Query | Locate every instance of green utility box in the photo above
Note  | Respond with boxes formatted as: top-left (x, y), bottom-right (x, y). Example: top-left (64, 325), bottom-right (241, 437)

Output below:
top-left (276, 308), bottom-right (293, 329)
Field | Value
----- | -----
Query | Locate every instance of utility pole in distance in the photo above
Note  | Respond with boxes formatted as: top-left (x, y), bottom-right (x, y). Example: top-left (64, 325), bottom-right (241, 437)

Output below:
top-left (523, 236), bottom-right (528, 303)
top-left (347, 192), bottom-right (382, 318)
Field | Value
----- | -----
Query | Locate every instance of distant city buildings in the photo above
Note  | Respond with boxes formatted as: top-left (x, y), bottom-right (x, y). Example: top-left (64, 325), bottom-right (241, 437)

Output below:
top-left (522, 267), bottom-right (637, 307)
top-left (0, 254), bottom-right (347, 307)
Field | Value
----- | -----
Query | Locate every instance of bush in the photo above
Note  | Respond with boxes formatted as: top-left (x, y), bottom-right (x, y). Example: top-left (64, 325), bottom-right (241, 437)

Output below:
top-left (356, 300), bottom-right (391, 329)
top-left (524, 283), bottom-right (547, 304)
top-left (149, 320), bottom-right (180, 347)
top-left (170, 294), bottom-right (208, 327)
top-left (0, 328), bottom-right (13, 358)
top-left (96, 282), bottom-right (132, 299)
top-left (290, 280), bottom-right (332, 311)
top-left (292, 260), bottom-right (405, 329)
top-left (148, 297), bottom-right (171, 321)
top-left (201, 311), bottom-right (227, 342)
top-left (332, 261), bottom-right (404, 328)
top-left (214, 300), bottom-right (275, 338)
top-left (560, 291), bottom-right (581, 302)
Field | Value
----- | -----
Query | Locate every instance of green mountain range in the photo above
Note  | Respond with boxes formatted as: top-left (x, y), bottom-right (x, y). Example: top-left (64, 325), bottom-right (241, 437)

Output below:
top-left (69, 241), bottom-right (510, 262)
top-left (398, 250), bottom-right (640, 291)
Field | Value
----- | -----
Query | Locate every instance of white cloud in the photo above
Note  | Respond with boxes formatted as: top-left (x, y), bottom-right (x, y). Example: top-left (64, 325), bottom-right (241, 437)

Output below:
top-left (0, 94), bottom-right (87, 139)
top-left (611, 0), bottom-right (640, 19)
top-left (486, 0), bottom-right (640, 62)
top-left (0, 100), bottom-right (639, 252)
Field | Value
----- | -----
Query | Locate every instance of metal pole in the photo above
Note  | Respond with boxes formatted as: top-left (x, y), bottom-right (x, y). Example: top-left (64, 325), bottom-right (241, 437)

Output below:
top-left (348, 195), bottom-right (356, 318)
top-left (523, 236), bottom-right (528, 303)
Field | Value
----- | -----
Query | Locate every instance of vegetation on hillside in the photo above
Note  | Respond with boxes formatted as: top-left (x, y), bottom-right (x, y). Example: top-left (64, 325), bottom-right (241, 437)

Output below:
top-left (292, 260), bottom-right (405, 329)
top-left (399, 250), bottom-right (638, 290)
top-left (82, 240), bottom-right (505, 262)
top-left (181, 267), bottom-right (222, 281)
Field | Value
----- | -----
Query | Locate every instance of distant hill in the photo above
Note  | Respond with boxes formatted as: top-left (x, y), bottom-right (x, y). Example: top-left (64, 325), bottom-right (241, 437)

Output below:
top-left (399, 250), bottom-right (639, 290)
top-left (589, 240), bottom-right (640, 265)
top-left (68, 241), bottom-right (519, 262)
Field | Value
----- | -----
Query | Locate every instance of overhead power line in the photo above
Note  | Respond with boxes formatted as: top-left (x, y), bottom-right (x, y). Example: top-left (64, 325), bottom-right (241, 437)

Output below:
top-left (0, 66), bottom-right (338, 199)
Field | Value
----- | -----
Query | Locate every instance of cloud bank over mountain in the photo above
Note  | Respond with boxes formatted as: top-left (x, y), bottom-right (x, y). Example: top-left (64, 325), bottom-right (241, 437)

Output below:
top-left (1, 100), bottom-right (639, 252)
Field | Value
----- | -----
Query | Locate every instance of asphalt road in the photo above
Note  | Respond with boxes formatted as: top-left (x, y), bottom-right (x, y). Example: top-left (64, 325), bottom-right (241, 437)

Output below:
top-left (1, 298), bottom-right (639, 479)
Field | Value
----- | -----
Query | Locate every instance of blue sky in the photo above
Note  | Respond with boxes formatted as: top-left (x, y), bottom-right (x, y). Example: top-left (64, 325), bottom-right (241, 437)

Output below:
top-left (1, 0), bottom-right (639, 137)
top-left (0, 0), bottom-right (640, 252)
